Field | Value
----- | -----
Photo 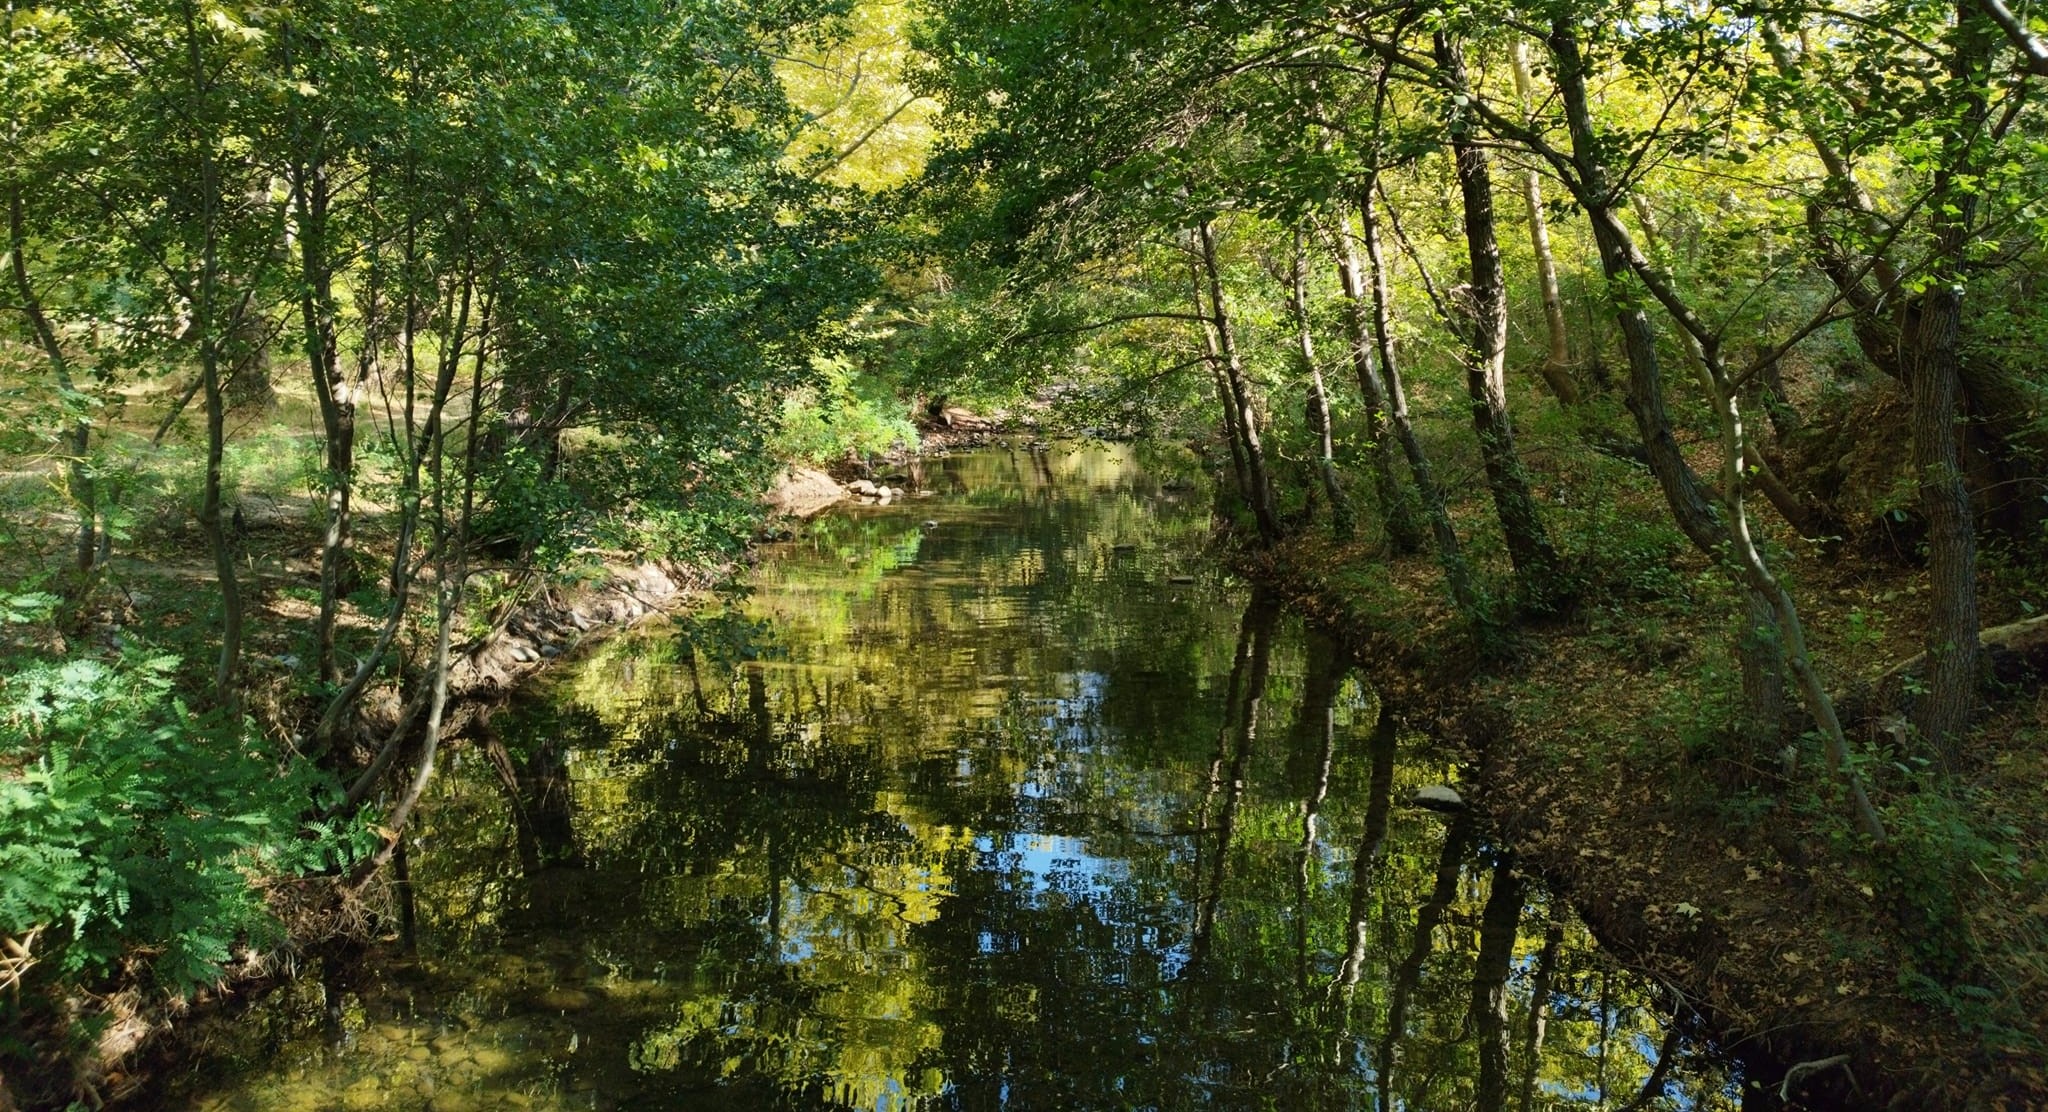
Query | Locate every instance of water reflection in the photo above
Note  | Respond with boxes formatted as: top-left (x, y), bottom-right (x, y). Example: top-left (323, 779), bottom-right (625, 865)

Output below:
top-left (164, 443), bottom-right (1733, 1112)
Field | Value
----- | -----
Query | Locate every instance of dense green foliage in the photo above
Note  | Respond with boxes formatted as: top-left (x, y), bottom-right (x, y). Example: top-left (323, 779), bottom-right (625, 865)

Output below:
top-left (0, 643), bottom-right (347, 991)
top-left (5, 0), bottom-right (2048, 1101)
top-left (1, 0), bottom-right (897, 1088)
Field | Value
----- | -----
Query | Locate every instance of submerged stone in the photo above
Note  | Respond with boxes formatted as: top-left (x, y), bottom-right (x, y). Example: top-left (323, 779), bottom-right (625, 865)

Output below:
top-left (1412, 785), bottom-right (1466, 812)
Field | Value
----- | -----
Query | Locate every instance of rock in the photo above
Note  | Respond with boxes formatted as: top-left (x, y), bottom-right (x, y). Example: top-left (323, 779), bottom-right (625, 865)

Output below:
top-left (509, 645), bottom-right (539, 663)
top-left (767, 466), bottom-right (848, 519)
top-left (1411, 785), bottom-right (1466, 813)
top-left (847, 479), bottom-right (879, 497)
top-left (937, 405), bottom-right (995, 431)
top-left (470, 1046), bottom-right (515, 1073)
top-left (430, 1095), bottom-right (478, 1112)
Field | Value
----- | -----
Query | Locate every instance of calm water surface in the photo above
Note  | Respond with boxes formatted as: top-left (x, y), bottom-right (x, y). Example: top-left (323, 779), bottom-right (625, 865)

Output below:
top-left (165, 443), bottom-right (1732, 1111)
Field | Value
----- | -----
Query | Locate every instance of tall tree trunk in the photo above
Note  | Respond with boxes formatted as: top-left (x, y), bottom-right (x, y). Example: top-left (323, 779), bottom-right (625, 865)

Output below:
top-left (282, 36), bottom-right (360, 688)
top-left (1377, 814), bottom-right (1471, 1112)
top-left (1518, 913), bottom-right (1564, 1112)
top-left (1198, 219), bottom-right (1283, 542)
top-left (1288, 230), bottom-right (1353, 537)
top-left (1336, 710), bottom-right (1398, 996)
top-left (1360, 187), bottom-right (1481, 615)
top-left (1191, 594), bottom-right (1277, 970)
top-left (1192, 252), bottom-right (1254, 506)
top-left (1331, 216), bottom-right (1422, 553)
top-left (358, 251), bottom-right (479, 879)
top-left (1904, 2), bottom-right (1992, 763)
top-left (181, 0), bottom-right (243, 707)
top-left (6, 185), bottom-right (97, 593)
top-left (1509, 40), bottom-right (1579, 405)
top-left (1292, 637), bottom-right (1344, 990)
top-left (1436, 31), bottom-right (1563, 603)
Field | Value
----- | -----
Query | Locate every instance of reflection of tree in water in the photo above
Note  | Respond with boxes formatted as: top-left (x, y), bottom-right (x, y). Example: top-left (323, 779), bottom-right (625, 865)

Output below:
top-left (307, 445), bottom-right (1739, 1112)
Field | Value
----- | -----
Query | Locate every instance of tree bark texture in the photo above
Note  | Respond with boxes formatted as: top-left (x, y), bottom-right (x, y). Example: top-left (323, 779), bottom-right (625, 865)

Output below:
top-left (1436, 31), bottom-right (1562, 598)
top-left (1510, 40), bottom-right (1580, 405)
top-left (1360, 188), bottom-right (1480, 614)
top-left (1332, 216), bottom-right (1424, 554)
top-left (1198, 219), bottom-right (1283, 543)
top-left (1288, 232), bottom-right (1353, 537)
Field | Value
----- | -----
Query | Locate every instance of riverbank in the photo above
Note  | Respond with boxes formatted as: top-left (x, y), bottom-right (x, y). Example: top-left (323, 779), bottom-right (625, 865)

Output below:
top-left (0, 394), bottom-right (1032, 1108)
top-left (2, 548), bottom-right (726, 1110)
top-left (1249, 531), bottom-right (2048, 1110)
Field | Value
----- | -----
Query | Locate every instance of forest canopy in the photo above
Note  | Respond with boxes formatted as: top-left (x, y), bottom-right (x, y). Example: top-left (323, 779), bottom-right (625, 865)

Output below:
top-left (4, 0), bottom-right (2047, 1104)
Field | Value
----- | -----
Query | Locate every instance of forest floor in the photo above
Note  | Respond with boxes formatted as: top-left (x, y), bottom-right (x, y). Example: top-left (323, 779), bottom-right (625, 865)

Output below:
top-left (1252, 506), bottom-right (2048, 1109)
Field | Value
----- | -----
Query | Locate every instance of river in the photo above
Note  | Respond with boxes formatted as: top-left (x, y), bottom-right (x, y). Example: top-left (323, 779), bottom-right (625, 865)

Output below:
top-left (160, 442), bottom-right (1734, 1111)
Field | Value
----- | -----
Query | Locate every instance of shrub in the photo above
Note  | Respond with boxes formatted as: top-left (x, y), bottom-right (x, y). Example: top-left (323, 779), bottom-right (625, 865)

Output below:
top-left (0, 633), bottom-right (354, 995)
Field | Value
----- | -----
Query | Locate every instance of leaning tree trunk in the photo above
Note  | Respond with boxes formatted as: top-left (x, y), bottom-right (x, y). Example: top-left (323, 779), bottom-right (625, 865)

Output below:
top-left (1288, 231), bottom-right (1353, 537)
top-left (1547, 17), bottom-right (1884, 841)
top-left (1509, 40), bottom-right (1580, 406)
top-left (1360, 186), bottom-right (1481, 615)
top-left (7, 185), bottom-right (97, 595)
top-left (1198, 219), bottom-right (1283, 543)
top-left (1436, 31), bottom-right (1563, 603)
top-left (1331, 215), bottom-right (1423, 553)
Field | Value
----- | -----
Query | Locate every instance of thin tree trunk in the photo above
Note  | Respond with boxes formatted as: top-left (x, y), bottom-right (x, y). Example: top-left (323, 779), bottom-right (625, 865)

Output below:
top-left (1198, 219), bottom-right (1283, 542)
top-left (1360, 186), bottom-right (1480, 614)
top-left (1436, 31), bottom-right (1562, 601)
top-left (1547, 18), bottom-right (1885, 841)
top-left (6, 185), bottom-right (97, 590)
top-left (1473, 859), bottom-right (1526, 1112)
top-left (1377, 814), bottom-right (1471, 1112)
top-left (1191, 595), bottom-right (1277, 970)
top-left (1192, 251), bottom-right (1254, 504)
top-left (1518, 914), bottom-right (1564, 1112)
top-left (1289, 230), bottom-right (1353, 537)
top-left (358, 251), bottom-right (479, 879)
top-left (1293, 638), bottom-right (1343, 990)
top-left (180, 0), bottom-right (242, 707)
top-left (1331, 217), bottom-right (1422, 552)
top-left (282, 50), bottom-right (359, 687)
top-left (1336, 709), bottom-right (1398, 996)
top-left (1510, 40), bottom-right (1579, 405)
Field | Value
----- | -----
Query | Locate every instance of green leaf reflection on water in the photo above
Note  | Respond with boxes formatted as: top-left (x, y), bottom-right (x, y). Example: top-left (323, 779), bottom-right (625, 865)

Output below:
top-left (173, 444), bottom-right (1733, 1112)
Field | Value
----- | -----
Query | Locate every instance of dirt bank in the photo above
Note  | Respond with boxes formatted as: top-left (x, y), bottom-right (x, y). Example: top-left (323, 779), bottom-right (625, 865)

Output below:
top-left (1248, 538), bottom-right (2048, 1111)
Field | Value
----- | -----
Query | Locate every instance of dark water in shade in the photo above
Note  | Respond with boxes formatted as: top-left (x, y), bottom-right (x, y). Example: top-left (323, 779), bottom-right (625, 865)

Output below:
top-left (163, 443), bottom-right (1735, 1112)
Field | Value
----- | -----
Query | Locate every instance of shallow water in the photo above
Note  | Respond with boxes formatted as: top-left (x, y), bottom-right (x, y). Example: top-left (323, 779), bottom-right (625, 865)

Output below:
top-left (162, 443), bottom-right (1733, 1111)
